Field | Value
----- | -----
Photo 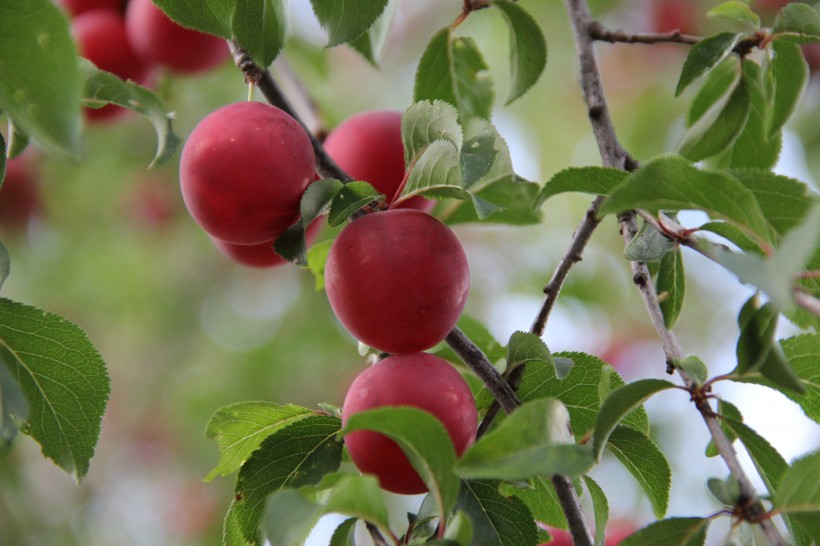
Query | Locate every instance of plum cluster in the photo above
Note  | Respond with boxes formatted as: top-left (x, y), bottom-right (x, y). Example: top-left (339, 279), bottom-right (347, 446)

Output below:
top-left (179, 106), bottom-right (478, 493)
top-left (62, 0), bottom-right (229, 121)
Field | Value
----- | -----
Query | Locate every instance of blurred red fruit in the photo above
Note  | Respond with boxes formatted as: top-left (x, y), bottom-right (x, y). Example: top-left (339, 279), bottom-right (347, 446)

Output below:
top-left (57, 0), bottom-right (124, 17)
top-left (210, 220), bottom-right (323, 268)
top-left (649, 0), bottom-right (700, 34)
top-left (0, 155), bottom-right (40, 229)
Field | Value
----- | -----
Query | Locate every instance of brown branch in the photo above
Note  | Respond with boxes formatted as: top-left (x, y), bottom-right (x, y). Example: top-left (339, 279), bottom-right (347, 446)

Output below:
top-left (228, 41), bottom-right (353, 183)
top-left (590, 22), bottom-right (701, 46)
top-left (565, 1), bottom-right (787, 544)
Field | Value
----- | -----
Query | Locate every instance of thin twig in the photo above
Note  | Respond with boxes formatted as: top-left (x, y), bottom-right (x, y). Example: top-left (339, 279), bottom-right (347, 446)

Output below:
top-left (563, 0), bottom-right (788, 542)
top-left (366, 522), bottom-right (390, 546)
top-left (589, 22), bottom-right (701, 46)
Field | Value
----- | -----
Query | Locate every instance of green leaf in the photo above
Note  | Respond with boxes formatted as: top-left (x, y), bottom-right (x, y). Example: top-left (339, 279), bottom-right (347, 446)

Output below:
top-left (306, 239), bottom-right (333, 291)
top-left (583, 476), bottom-right (610, 546)
top-left (461, 130), bottom-right (500, 189)
top-left (721, 415), bottom-right (785, 492)
top-left (414, 28), bottom-right (494, 122)
top-left (5, 120), bottom-right (30, 160)
top-left (328, 181), bottom-right (383, 226)
top-left (151, 0), bottom-right (233, 38)
top-left (687, 60), bottom-right (738, 126)
top-left (492, 1), bottom-right (547, 104)
top-left (457, 398), bottom-right (595, 480)
top-left (675, 356), bottom-right (707, 387)
top-left (0, 133), bottom-right (5, 185)
top-left (229, 415), bottom-right (343, 543)
top-left (712, 61), bottom-right (782, 170)
top-left (592, 378), bottom-right (677, 460)
top-left (204, 402), bottom-right (314, 481)
top-left (329, 518), bottom-right (357, 546)
top-left (0, 0), bottom-right (81, 156)
top-left (735, 335), bottom-right (820, 423)
top-left (402, 100), bottom-right (463, 166)
top-left (398, 140), bottom-right (463, 204)
top-left (342, 407), bottom-right (460, 524)
top-left (698, 221), bottom-right (763, 253)
top-left (768, 40), bottom-right (809, 138)
top-left (657, 249), bottom-right (686, 329)
top-left (600, 155), bottom-right (771, 245)
top-left (0, 358), bottom-right (28, 456)
top-left (775, 450), bottom-right (820, 538)
top-left (676, 72), bottom-right (751, 162)
top-left (619, 517), bottom-right (710, 546)
top-left (301, 178), bottom-right (344, 225)
top-left (707, 475), bottom-right (741, 505)
top-left (773, 3), bottom-right (820, 38)
top-left (734, 296), bottom-right (783, 371)
top-left (499, 477), bottom-right (567, 530)
top-left (477, 352), bottom-right (649, 437)
top-left (224, 505), bottom-right (254, 546)
top-left (725, 522), bottom-right (755, 546)
top-left (607, 426), bottom-right (671, 518)
top-left (261, 489), bottom-right (325, 546)
top-left (455, 480), bottom-right (539, 546)
top-left (624, 221), bottom-right (675, 262)
top-left (705, 399), bottom-right (742, 458)
top-left (80, 62), bottom-right (180, 167)
top-left (506, 331), bottom-right (552, 371)
top-left (347, 1), bottom-right (395, 66)
top-left (446, 176), bottom-right (542, 225)
top-left (536, 166), bottom-right (629, 207)
top-left (232, 0), bottom-right (287, 68)
top-left (707, 2), bottom-right (760, 30)
top-left (0, 298), bottom-right (109, 480)
top-left (273, 223), bottom-right (308, 266)
top-left (730, 169), bottom-right (815, 239)
top-left (309, 0), bottom-right (389, 47)
top-left (676, 32), bottom-right (743, 96)
top-left (444, 510), bottom-right (474, 545)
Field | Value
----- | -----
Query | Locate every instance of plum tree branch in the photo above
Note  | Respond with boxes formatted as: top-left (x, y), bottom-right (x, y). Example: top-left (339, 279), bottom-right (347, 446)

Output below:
top-left (588, 21), bottom-right (765, 56)
top-left (564, 1), bottom-right (787, 543)
top-left (228, 41), bottom-right (353, 183)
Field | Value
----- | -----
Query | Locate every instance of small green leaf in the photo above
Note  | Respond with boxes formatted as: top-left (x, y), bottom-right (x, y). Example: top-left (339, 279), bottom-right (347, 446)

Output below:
top-left (229, 415), bottom-right (343, 544)
top-left (592, 379), bottom-right (677, 460)
top-left (261, 489), bottom-right (324, 546)
top-left (619, 517), bottom-right (710, 546)
top-left (309, 0), bottom-right (389, 47)
top-left (5, 121), bottom-right (30, 160)
top-left (600, 155), bottom-right (771, 245)
top-left (457, 399), bottom-right (595, 480)
top-left (768, 40), bottom-right (809, 138)
top-left (657, 248), bottom-right (686, 329)
top-left (675, 356), bottom-right (707, 387)
top-left (80, 62), bottom-right (180, 167)
top-left (301, 178), bottom-right (344, 225)
top-left (342, 407), bottom-right (460, 524)
top-left (775, 450), bottom-right (820, 538)
top-left (492, 1), bottom-right (547, 104)
top-left (328, 181), bottom-right (382, 226)
top-left (455, 480), bottom-right (539, 546)
top-left (773, 3), bottom-right (820, 39)
top-left (306, 239), bottom-right (333, 291)
top-left (676, 32), bottom-right (743, 96)
top-left (687, 60), bottom-right (738, 127)
top-left (583, 476), bottom-right (609, 546)
top-left (151, 0), bottom-right (233, 38)
top-left (735, 296), bottom-right (781, 373)
top-left (624, 221), bottom-right (675, 262)
top-left (273, 223), bottom-right (309, 266)
top-left (707, 2), bottom-right (761, 30)
top-left (712, 61), bottom-right (782, 170)
top-left (402, 100), bottom-right (462, 167)
top-left (204, 402), bottom-right (314, 481)
top-left (232, 0), bottom-right (287, 68)
top-left (706, 475), bottom-right (741, 505)
top-left (676, 72), bottom-right (751, 162)
top-left (444, 510), bottom-right (474, 546)
top-left (506, 331), bottom-right (552, 371)
top-left (0, 0), bottom-right (81, 156)
top-left (536, 166), bottom-right (628, 207)
top-left (0, 241), bottom-right (9, 292)
top-left (500, 477), bottom-right (567, 530)
top-left (329, 518), bottom-right (357, 546)
top-left (0, 298), bottom-right (110, 480)
top-left (607, 426), bottom-right (671, 518)
top-left (413, 29), bottom-right (494, 122)
top-left (0, 358), bottom-right (28, 456)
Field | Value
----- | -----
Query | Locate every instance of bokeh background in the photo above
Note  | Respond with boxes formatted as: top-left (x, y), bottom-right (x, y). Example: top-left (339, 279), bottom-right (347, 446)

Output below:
top-left (1, 0), bottom-right (818, 544)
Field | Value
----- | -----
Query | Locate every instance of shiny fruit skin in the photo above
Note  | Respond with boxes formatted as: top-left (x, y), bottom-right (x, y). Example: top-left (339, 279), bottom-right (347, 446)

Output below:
top-left (324, 209), bottom-right (470, 354)
top-left (57, 0), bottom-right (123, 17)
top-left (342, 353), bottom-right (477, 494)
top-left (210, 219), bottom-right (322, 268)
top-left (323, 110), bottom-right (434, 212)
top-left (125, 0), bottom-right (229, 74)
top-left (179, 102), bottom-right (316, 245)
top-left (71, 9), bottom-right (155, 122)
